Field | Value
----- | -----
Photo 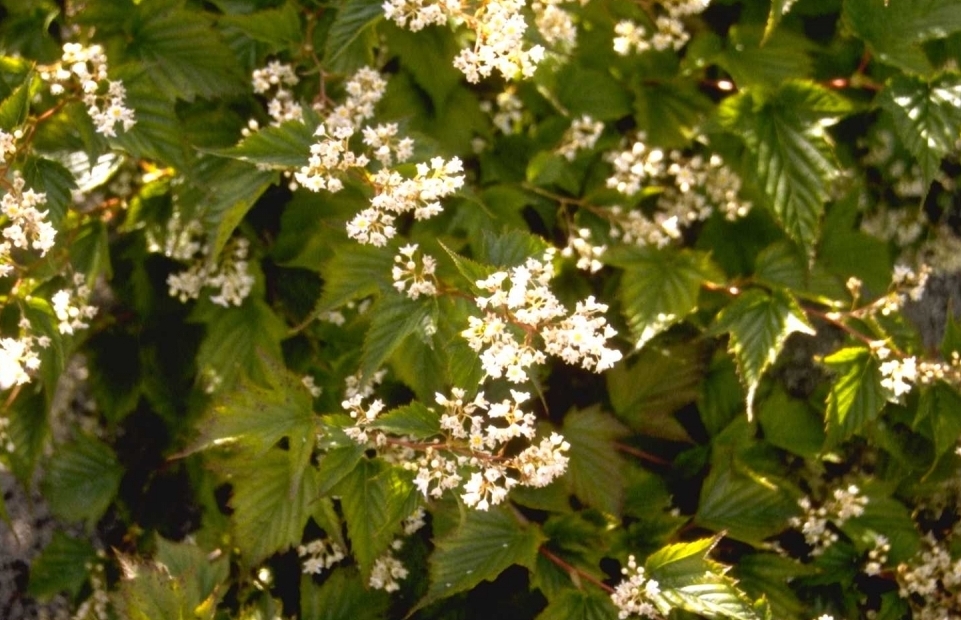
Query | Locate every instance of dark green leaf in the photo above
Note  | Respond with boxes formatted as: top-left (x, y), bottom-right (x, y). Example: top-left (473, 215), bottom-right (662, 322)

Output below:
top-left (226, 446), bottom-right (316, 567)
top-left (324, 0), bottom-right (383, 73)
top-left (426, 505), bottom-right (544, 602)
top-left (300, 569), bottom-right (389, 620)
top-left (563, 406), bottom-right (628, 516)
top-left (213, 119), bottom-right (315, 168)
top-left (555, 64), bottom-right (631, 121)
top-left (0, 75), bottom-right (31, 130)
top-left (334, 458), bottom-right (417, 577)
top-left (608, 245), bottom-right (722, 348)
top-left (711, 289), bottom-right (815, 419)
top-left (194, 300), bottom-right (287, 391)
top-left (536, 589), bottom-right (620, 620)
top-left (823, 347), bottom-right (885, 444)
top-left (218, 2), bottom-right (302, 50)
top-left (361, 293), bottom-right (432, 381)
top-left (129, 6), bottom-right (246, 101)
top-left (21, 156), bottom-right (77, 225)
top-left (316, 242), bottom-right (394, 311)
top-left (370, 401), bottom-right (441, 439)
top-left (28, 531), bottom-right (97, 600)
top-left (879, 73), bottom-right (961, 185)
top-left (844, 0), bottom-right (961, 73)
top-left (43, 434), bottom-right (122, 526)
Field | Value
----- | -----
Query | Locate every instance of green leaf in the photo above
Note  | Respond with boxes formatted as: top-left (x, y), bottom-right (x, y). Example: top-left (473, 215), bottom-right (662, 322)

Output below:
top-left (711, 289), bottom-right (815, 420)
top-left (28, 531), bottom-right (97, 600)
top-left (917, 382), bottom-right (961, 465)
top-left (720, 26), bottom-right (813, 89)
top-left (645, 538), bottom-right (760, 620)
top-left (300, 569), bottom-right (389, 620)
top-left (316, 242), bottom-right (394, 311)
top-left (361, 293), bottom-right (432, 381)
top-left (334, 458), bottom-right (417, 577)
top-left (6, 388), bottom-right (50, 481)
top-left (214, 119), bottom-right (315, 168)
top-left (823, 347), bottom-right (885, 444)
top-left (316, 443), bottom-right (366, 497)
top-left (324, 0), bottom-right (383, 73)
top-left (0, 74), bottom-right (31, 130)
top-left (42, 434), bottom-right (123, 526)
top-left (194, 356), bottom-right (315, 454)
top-left (479, 228), bottom-right (550, 268)
top-left (129, 6), bottom-right (246, 101)
top-left (154, 536), bottom-right (229, 607)
top-left (370, 401), bottom-right (441, 439)
top-left (734, 553), bottom-right (815, 620)
top-left (633, 80), bottom-right (714, 148)
top-left (536, 589), bottom-right (620, 620)
top-left (879, 73), bottom-right (961, 185)
top-left (754, 241), bottom-right (807, 291)
top-left (563, 406), bottom-right (628, 516)
top-left (555, 64), bottom-right (632, 121)
top-left (842, 491), bottom-right (921, 564)
top-left (194, 300), bottom-right (287, 391)
top-left (757, 388), bottom-right (825, 458)
top-left (695, 460), bottom-right (798, 544)
top-left (192, 159), bottom-right (277, 261)
top-left (110, 72), bottom-right (191, 169)
top-left (607, 342), bottom-right (705, 442)
top-left (765, 0), bottom-right (799, 41)
top-left (113, 554), bottom-right (203, 620)
top-left (218, 2), bottom-right (302, 50)
top-left (844, 0), bottom-right (961, 73)
top-left (21, 156), bottom-right (77, 225)
top-left (717, 82), bottom-right (845, 251)
top-left (384, 23), bottom-right (461, 108)
top-left (608, 245), bottom-right (722, 348)
top-left (226, 447), bottom-right (316, 567)
top-left (426, 505), bottom-right (545, 602)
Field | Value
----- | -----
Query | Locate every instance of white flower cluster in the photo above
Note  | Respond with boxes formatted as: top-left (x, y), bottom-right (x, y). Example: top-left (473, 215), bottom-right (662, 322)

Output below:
top-left (0, 128), bottom-right (20, 164)
top-left (865, 534), bottom-right (890, 576)
top-left (45, 43), bottom-right (136, 137)
top-left (878, 354), bottom-right (917, 402)
top-left (292, 67), bottom-right (465, 246)
top-left (251, 60), bottom-right (303, 125)
top-left (461, 250), bottom-right (622, 383)
top-left (611, 555), bottom-right (662, 620)
top-left (297, 538), bottom-right (346, 575)
top-left (302, 375), bottom-right (323, 398)
top-left (556, 115), bottom-right (604, 161)
top-left (1, 177), bottom-right (56, 276)
top-left (612, 0), bottom-right (710, 55)
top-left (73, 556), bottom-right (110, 620)
top-left (166, 235), bottom-right (255, 308)
top-left (481, 86), bottom-right (524, 134)
top-left (422, 388), bottom-right (569, 510)
top-left (0, 322), bottom-right (48, 391)
top-left (789, 484), bottom-right (868, 556)
top-left (386, 0), bottom-right (542, 82)
top-left (897, 531), bottom-right (961, 620)
top-left (52, 273), bottom-right (97, 335)
top-left (392, 243), bottom-right (438, 299)
top-left (369, 541), bottom-right (409, 592)
top-left (605, 139), bottom-right (750, 247)
top-left (561, 227), bottom-right (606, 273)
top-left (532, 0), bottom-right (587, 50)
top-left (876, 263), bottom-right (930, 316)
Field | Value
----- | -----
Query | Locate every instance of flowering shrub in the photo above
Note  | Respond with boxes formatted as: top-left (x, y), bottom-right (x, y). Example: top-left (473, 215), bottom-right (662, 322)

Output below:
top-left (5, 0), bottom-right (961, 619)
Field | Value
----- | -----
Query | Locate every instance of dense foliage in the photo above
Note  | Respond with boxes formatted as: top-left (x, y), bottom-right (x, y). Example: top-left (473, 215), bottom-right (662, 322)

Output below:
top-left (4, 0), bottom-right (961, 618)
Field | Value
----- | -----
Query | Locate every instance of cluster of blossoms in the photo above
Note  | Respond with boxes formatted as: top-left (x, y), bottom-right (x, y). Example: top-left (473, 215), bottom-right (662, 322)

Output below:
top-left (556, 115), bottom-right (604, 161)
top-left (161, 214), bottom-right (255, 307)
top-left (290, 67), bottom-right (465, 247)
top-left (251, 60), bottom-right (302, 125)
top-left (605, 138), bottom-right (750, 247)
top-left (43, 43), bottom-right (136, 138)
top-left (297, 538), bottom-right (346, 575)
top-left (897, 530), bottom-right (961, 619)
top-left (0, 320), bottom-right (48, 390)
top-left (384, 0), bottom-right (579, 82)
top-left (461, 250), bottom-right (622, 383)
top-left (789, 484), bottom-right (868, 556)
top-left (876, 263), bottom-right (931, 316)
top-left (560, 227), bottom-right (606, 273)
top-left (610, 555), bottom-right (662, 619)
top-left (52, 273), bottom-right (97, 335)
top-left (481, 86), bottom-right (525, 134)
top-left (0, 128), bottom-right (20, 164)
top-left (872, 343), bottom-right (961, 402)
top-left (1, 177), bottom-right (56, 276)
top-left (865, 534), bottom-right (890, 576)
top-left (369, 541), bottom-right (409, 592)
top-left (612, 0), bottom-right (710, 55)
top-left (392, 243), bottom-right (438, 299)
top-left (73, 555), bottom-right (110, 620)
